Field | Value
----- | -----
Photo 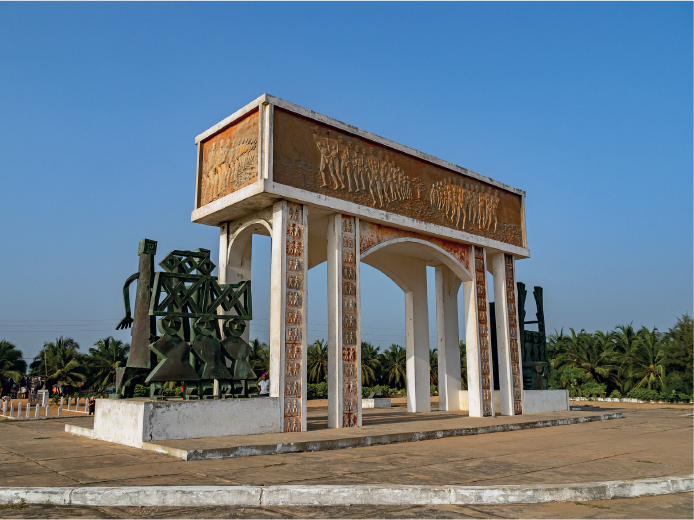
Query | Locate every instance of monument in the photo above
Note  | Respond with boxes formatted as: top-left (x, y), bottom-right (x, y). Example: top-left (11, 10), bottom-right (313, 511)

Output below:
top-left (193, 93), bottom-right (533, 432)
top-left (68, 93), bottom-right (567, 449)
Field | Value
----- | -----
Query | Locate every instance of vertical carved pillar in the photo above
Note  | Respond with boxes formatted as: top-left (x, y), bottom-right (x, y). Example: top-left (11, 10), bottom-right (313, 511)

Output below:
top-left (464, 246), bottom-right (494, 417)
top-left (505, 255), bottom-right (523, 414)
top-left (328, 214), bottom-right (361, 428)
top-left (270, 200), bottom-right (308, 432)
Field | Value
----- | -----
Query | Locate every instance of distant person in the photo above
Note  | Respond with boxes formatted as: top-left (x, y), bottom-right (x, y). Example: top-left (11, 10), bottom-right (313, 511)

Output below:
top-left (88, 395), bottom-right (96, 415)
top-left (256, 374), bottom-right (269, 396)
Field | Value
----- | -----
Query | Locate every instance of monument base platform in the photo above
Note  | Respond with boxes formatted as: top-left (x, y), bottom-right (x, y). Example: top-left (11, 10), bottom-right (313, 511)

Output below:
top-left (68, 397), bottom-right (281, 449)
top-left (458, 389), bottom-right (569, 415)
top-left (362, 398), bottom-right (391, 409)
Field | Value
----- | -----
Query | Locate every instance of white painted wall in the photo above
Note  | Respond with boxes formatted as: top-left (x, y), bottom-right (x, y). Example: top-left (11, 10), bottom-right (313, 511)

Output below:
top-left (522, 390), bottom-right (569, 414)
top-left (93, 398), bottom-right (281, 448)
top-left (459, 389), bottom-right (569, 415)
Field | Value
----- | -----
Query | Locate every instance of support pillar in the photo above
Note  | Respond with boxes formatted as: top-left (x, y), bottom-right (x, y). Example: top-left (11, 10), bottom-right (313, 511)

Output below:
top-left (463, 246), bottom-right (494, 417)
top-left (491, 253), bottom-right (523, 415)
top-left (435, 265), bottom-right (462, 411)
top-left (218, 223), bottom-right (252, 346)
top-left (270, 201), bottom-right (308, 432)
top-left (328, 214), bottom-right (361, 428)
top-left (404, 258), bottom-right (431, 413)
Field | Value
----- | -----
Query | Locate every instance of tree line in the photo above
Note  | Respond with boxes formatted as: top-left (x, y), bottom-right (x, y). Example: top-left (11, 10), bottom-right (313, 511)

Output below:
top-left (546, 315), bottom-right (692, 401)
top-left (0, 315), bottom-right (690, 401)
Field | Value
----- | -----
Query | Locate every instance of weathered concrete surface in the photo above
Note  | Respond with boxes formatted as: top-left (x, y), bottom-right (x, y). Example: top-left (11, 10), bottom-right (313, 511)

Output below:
top-left (362, 398), bottom-right (391, 409)
top-left (88, 397), bottom-right (281, 448)
top-left (523, 390), bottom-right (570, 414)
top-left (2, 493), bottom-right (692, 519)
top-left (1, 405), bottom-right (691, 495)
top-left (0, 476), bottom-right (691, 507)
top-left (146, 412), bottom-right (623, 461)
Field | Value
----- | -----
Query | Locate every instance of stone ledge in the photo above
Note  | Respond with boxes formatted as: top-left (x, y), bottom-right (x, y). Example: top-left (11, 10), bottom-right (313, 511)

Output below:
top-left (0, 475), bottom-right (690, 507)
top-left (140, 412), bottom-right (624, 461)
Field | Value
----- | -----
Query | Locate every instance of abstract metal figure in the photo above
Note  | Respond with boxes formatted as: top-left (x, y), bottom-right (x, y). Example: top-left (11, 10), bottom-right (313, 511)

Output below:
top-left (115, 239), bottom-right (254, 399)
top-left (517, 283), bottom-right (550, 390)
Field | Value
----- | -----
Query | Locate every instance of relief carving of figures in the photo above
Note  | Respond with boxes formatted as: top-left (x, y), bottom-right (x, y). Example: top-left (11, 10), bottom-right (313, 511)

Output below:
top-left (340, 215), bottom-right (359, 427)
top-left (430, 180), bottom-right (500, 234)
top-left (505, 254), bottom-right (523, 414)
top-left (474, 246), bottom-right (493, 416)
top-left (312, 128), bottom-right (415, 208)
top-left (284, 203), bottom-right (305, 432)
top-left (201, 137), bottom-right (258, 206)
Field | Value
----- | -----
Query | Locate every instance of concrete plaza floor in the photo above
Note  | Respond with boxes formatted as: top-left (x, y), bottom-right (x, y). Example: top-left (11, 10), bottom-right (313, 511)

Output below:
top-left (0, 403), bottom-right (691, 488)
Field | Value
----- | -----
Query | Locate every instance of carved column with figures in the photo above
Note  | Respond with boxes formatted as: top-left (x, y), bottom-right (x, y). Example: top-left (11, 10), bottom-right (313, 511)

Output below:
top-left (327, 214), bottom-right (362, 428)
top-left (463, 245), bottom-right (495, 417)
top-left (270, 200), bottom-right (308, 432)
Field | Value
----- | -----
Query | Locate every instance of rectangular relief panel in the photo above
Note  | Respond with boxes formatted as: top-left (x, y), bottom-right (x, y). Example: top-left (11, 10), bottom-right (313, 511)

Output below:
top-left (273, 108), bottom-right (524, 248)
top-left (199, 110), bottom-right (259, 207)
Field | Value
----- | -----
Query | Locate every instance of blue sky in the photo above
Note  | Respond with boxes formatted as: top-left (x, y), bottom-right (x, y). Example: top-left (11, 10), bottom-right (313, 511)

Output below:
top-left (0, 2), bottom-right (691, 363)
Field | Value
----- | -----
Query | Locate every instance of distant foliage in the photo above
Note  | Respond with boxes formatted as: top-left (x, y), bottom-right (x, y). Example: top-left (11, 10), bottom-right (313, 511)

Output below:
top-left (548, 315), bottom-right (693, 401)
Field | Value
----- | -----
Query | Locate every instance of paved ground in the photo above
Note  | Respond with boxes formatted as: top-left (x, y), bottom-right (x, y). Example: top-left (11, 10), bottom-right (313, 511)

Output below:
top-left (0, 405), bottom-right (691, 488)
top-left (0, 493), bottom-right (692, 519)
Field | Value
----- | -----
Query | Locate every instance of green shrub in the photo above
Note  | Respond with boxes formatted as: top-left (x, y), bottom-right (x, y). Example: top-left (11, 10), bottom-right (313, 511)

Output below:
top-left (626, 388), bottom-right (659, 401)
top-left (163, 388), bottom-right (179, 397)
top-left (133, 384), bottom-right (149, 398)
top-left (430, 385), bottom-right (438, 396)
top-left (609, 390), bottom-right (622, 399)
top-left (307, 382), bottom-right (328, 399)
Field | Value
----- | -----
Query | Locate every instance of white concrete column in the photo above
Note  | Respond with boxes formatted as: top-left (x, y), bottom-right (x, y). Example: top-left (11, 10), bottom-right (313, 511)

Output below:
top-left (219, 223), bottom-right (252, 346)
top-left (404, 258), bottom-right (431, 413)
top-left (463, 246), bottom-right (495, 417)
top-left (435, 265), bottom-right (462, 411)
top-left (492, 253), bottom-right (523, 415)
top-left (270, 200), bottom-right (308, 432)
top-left (327, 214), bottom-right (362, 428)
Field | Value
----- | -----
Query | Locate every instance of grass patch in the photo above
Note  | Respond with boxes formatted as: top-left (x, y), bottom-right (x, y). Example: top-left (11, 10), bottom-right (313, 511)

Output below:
top-left (575, 501), bottom-right (610, 510)
top-left (637, 460), bottom-right (654, 463)
top-left (263, 462), bottom-right (287, 468)
top-left (0, 498), bottom-right (26, 510)
top-left (33, 437), bottom-right (50, 440)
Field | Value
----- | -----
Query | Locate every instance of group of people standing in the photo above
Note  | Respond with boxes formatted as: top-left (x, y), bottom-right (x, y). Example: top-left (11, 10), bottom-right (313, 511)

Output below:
top-left (201, 137), bottom-right (258, 205)
top-left (313, 126), bottom-right (414, 208)
top-left (429, 179), bottom-right (501, 233)
top-left (1, 375), bottom-right (43, 399)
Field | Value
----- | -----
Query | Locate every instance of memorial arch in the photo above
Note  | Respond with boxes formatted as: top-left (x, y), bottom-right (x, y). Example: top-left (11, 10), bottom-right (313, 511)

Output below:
top-left (194, 94), bottom-right (529, 432)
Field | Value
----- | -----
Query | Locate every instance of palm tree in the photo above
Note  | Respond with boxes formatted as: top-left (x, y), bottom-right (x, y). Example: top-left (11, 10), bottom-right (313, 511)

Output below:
top-left (380, 344), bottom-right (407, 388)
top-left (360, 342), bottom-right (380, 387)
top-left (553, 329), bottom-right (619, 384)
top-left (630, 327), bottom-right (666, 391)
top-left (307, 339), bottom-right (329, 384)
top-left (42, 337), bottom-right (86, 393)
top-left (87, 337), bottom-right (129, 391)
top-left (248, 338), bottom-right (269, 376)
top-left (430, 348), bottom-right (438, 385)
top-left (0, 340), bottom-right (26, 388)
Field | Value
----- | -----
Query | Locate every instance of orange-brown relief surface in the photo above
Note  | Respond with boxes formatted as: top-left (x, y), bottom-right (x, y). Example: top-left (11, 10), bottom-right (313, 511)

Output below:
top-left (359, 221), bottom-right (470, 273)
top-left (199, 110), bottom-right (259, 207)
top-left (272, 108), bottom-right (524, 247)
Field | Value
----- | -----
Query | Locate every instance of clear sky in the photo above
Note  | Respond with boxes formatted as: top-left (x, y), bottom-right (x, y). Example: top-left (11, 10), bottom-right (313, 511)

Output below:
top-left (0, 2), bottom-right (691, 364)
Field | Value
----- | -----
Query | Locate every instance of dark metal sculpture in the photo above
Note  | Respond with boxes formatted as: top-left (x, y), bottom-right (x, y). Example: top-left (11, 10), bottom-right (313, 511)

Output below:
top-left (517, 283), bottom-right (549, 390)
top-left (115, 239), bottom-right (255, 399)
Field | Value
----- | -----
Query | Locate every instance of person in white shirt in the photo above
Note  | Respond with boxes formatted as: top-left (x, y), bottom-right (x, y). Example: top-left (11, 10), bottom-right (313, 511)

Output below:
top-left (256, 373), bottom-right (269, 396)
